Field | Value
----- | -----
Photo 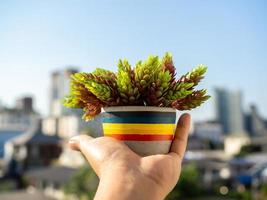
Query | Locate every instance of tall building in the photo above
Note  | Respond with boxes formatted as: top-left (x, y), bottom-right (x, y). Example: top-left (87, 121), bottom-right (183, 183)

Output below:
top-left (44, 67), bottom-right (103, 141)
top-left (245, 104), bottom-right (267, 137)
top-left (215, 88), bottom-right (244, 135)
top-left (44, 67), bottom-right (89, 139)
top-left (16, 96), bottom-right (33, 113)
top-left (49, 68), bottom-right (78, 117)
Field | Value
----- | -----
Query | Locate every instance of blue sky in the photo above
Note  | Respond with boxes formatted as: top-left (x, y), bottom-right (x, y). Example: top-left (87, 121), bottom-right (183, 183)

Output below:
top-left (0, 0), bottom-right (266, 121)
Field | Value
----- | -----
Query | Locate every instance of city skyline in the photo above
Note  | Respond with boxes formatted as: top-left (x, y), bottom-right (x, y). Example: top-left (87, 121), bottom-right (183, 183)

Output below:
top-left (0, 1), bottom-right (267, 121)
top-left (1, 83), bottom-right (266, 123)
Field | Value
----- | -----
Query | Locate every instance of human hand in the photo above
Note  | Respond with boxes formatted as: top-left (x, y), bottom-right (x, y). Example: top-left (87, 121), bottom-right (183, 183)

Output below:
top-left (69, 113), bottom-right (191, 200)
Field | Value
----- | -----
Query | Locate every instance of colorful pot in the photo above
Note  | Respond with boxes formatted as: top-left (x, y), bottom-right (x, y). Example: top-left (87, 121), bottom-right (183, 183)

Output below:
top-left (101, 106), bottom-right (177, 156)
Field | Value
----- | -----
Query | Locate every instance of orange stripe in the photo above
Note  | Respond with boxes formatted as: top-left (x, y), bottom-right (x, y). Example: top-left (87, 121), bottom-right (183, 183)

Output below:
top-left (105, 134), bottom-right (174, 141)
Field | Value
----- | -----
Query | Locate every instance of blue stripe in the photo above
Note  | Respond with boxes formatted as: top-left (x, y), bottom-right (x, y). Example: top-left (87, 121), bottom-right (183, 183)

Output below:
top-left (102, 116), bottom-right (176, 124)
top-left (103, 111), bottom-right (175, 118)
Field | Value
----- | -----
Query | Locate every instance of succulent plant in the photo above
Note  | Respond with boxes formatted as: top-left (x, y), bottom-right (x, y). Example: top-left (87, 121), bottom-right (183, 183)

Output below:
top-left (63, 53), bottom-right (210, 121)
top-left (171, 89), bottom-right (210, 110)
top-left (117, 59), bottom-right (141, 105)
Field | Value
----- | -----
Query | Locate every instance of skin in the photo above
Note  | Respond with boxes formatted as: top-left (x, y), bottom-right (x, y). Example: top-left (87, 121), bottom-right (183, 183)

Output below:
top-left (69, 113), bottom-right (191, 200)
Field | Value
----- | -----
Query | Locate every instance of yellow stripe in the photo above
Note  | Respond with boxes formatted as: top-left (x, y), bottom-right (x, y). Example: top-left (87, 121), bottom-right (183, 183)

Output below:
top-left (103, 123), bottom-right (175, 135)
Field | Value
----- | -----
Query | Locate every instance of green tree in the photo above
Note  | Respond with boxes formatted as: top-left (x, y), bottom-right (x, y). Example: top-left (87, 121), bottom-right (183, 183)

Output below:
top-left (63, 166), bottom-right (99, 200)
top-left (166, 163), bottom-right (203, 199)
top-left (236, 144), bottom-right (262, 157)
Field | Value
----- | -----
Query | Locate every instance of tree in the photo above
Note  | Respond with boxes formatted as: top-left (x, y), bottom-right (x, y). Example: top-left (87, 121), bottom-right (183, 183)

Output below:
top-left (166, 163), bottom-right (203, 199)
top-left (63, 165), bottom-right (99, 200)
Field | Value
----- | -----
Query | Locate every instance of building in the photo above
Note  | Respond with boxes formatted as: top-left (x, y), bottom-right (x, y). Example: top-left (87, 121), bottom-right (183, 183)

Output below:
top-left (43, 68), bottom-right (85, 139)
top-left (0, 108), bottom-right (37, 131)
top-left (42, 112), bottom-right (92, 139)
top-left (0, 122), bottom-right (62, 177)
top-left (43, 68), bottom-right (104, 139)
top-left (184, 150), bottom-right (231, 189)
top-left (224, 134), bottom-right (251, 156)
top-left (16, 96), bottom-right (33, 113)
top-left (49, 68), bottom-right (78, 117)
top-left (19, 132), bottom-right (61, 170)
top-left (215, 88), bottom-right (245, 135)
top-left (0, 96), bottom-right (39, 131)
top-left (193, 121), bottom-right (223, 143)
top-left (245, 104), bottom-right (267, 137)
top-left (42, 68), bottom-right (105, 169)
top-left (0, 129), bottom-right (26, 177)
top-left (42, 117), bottom-right (58, 136)
top-left (0, 97), bottom-right (41, 177)
top-left (43, 114), bottom-right (94, 139)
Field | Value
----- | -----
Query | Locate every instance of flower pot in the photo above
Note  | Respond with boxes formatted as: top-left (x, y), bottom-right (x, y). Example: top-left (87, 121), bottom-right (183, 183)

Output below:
top-left (101, 106), bottom-right (177, 156)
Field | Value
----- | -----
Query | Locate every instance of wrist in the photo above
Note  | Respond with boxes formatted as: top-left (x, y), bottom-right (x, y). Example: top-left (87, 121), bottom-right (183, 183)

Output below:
top-left (94, 167), bottom-right (164, 200)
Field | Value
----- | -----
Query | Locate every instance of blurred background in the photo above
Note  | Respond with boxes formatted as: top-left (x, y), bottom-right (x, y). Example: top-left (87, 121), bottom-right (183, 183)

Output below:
top-left (0, 0), bottom-right (267, 199)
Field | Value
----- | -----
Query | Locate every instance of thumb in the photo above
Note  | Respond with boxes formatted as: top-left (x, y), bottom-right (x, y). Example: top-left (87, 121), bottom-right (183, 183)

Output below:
top-left (170, 113), bottom-right (191, 161)
top-left (69, 135), bottom-right (101, 176)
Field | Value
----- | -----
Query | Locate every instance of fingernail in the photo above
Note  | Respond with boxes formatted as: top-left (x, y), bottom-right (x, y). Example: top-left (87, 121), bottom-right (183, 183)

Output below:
top-left (69, 139), bottom-right (77, 144)
top-left (69, 136), bottom-right (79, 144)
top-left (69, 137), bottom-right (80, 151)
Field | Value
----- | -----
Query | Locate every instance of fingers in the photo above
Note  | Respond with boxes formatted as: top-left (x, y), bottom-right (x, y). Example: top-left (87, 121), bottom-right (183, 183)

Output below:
top-left (69, 134), bottom-right (102, 176)
top-left (170, 113), bottom-right (191, 161)
top-left (69, 135), bottom-right (135, 177)
top-left (69, 134), bottom-right (94, 151)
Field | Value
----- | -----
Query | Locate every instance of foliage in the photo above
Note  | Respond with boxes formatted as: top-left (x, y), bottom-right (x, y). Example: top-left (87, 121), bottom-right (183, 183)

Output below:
top-left (166, 164), bottom-right (203, 199)
top-left (227, 190), bottom-right (253, 200)
top-left (236, 144), bottom-right (262, 157)
top-left (0, 179), bottom-right (17, 192)
top-left (64, 53), bottom-right (210, 120)
top-left (260, 184), bottom-right (267, 199)
top-left (63, 166), bottom-right (99, 200)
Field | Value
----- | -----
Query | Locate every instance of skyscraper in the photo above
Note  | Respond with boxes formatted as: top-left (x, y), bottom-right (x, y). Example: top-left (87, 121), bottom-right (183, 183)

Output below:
top-left (245, 104), bottom-right (267, 137)
top-left (215, 88), bottom-right (245, 135)
top-left (16, 96), bottom-right (33, 113)
top-left (44, 67), bottom-right (100, 146)
top-left (49, 68), bottom-right (78, 117)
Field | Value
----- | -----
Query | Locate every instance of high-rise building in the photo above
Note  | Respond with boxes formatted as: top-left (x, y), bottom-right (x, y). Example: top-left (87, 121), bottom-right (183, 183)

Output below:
top-left (245, 104), bottom-right (267, 137)
top-left (49, 68), bottom-right (78, 117)
top-left (16, 96), bottom-right (33, 113)
top-left (44, 67), bottom-right (103, 140)
top-left (215, 88), bottom-right (245, 134)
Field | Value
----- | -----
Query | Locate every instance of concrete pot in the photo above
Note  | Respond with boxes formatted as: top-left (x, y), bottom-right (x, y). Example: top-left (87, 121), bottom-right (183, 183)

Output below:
top-left (101, 106), bottom-right (177, 156)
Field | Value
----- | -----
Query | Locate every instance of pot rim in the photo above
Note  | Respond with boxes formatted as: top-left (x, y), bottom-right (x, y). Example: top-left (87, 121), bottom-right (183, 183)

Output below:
top-left (101, 106), bottom-right (176, 113)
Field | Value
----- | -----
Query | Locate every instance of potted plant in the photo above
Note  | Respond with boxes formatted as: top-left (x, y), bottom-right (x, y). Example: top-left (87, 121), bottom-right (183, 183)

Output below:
top-left (63, 53), bottom-right (210, 156)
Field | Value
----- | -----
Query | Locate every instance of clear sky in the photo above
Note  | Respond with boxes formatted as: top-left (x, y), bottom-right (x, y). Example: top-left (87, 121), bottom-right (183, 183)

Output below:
top-left (0, 0), bottom-right (267, 121)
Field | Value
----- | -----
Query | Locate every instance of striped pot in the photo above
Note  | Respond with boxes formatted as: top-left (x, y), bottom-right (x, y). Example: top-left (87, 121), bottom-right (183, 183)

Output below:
top-left (101, 106), bottom-right (177, 156)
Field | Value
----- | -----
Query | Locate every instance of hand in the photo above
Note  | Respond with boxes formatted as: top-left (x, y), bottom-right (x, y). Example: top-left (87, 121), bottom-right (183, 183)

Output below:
top-left (69, 113), bottom-right (191, 200)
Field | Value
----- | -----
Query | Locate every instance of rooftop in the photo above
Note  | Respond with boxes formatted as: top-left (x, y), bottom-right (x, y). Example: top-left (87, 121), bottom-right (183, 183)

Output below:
top-left (26, 133), bottom-right (60, 145)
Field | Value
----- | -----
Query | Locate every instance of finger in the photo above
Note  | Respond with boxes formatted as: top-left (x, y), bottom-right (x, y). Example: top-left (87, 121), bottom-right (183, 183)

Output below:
top-left (69, 135), bottom-right (101, 176)
top-left (69, 134), bottom-right (93, 151)
top-left (170, 113), bottom-right (191, 160)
